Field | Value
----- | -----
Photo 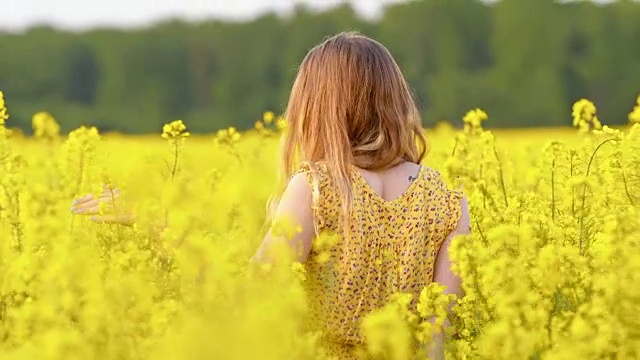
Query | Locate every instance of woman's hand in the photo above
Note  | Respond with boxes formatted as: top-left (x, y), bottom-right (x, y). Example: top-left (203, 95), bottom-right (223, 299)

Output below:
top-left (71, 186), bottom-right (136, 226)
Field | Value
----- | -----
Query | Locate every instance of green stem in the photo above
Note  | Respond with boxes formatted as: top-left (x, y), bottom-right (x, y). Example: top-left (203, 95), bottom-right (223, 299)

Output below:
top-left (570, 152), bottom-right (576, 217)
top-left (579, 138), bottom-right (615, 255)
top-left (165, 141), bottom-right (181, 230)
top-left (551, 158), bottom-right (556, 221)
top-left (493, 145), bottom-right (509, 208)
top-left (11, 190), bottom-right (22, 252)
top-left (170, 142), bottom-right (179, 180)
top-left (621, 170), bottom-right (635, 206)
top-left (474, 218), bottom-right (487, 244)
top-left (479, 165), bottom-right (486, 210)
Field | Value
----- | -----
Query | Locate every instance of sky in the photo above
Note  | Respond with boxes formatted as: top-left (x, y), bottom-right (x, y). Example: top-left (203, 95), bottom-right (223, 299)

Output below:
top-left (2, 0), bottom-right (408, 32)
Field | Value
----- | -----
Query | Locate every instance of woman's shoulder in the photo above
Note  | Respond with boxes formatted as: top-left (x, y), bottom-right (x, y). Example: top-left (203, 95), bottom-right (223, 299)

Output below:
top-left (417, 166), bottom-right (465, 233)
top-left (296, 161), bottom-right (330, 179)
top-left (297, 160), bottom-right (328, 172)
top-left (418, 165), bottom-right (446, 184)
top-left (294, 161), bottom-right (332, 192)
top-left (419, 166), bottom-right (463, 197)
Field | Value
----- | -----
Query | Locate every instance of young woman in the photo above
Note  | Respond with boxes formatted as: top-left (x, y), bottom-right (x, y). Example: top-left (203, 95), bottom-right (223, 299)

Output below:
top-left (72, 32), bottom-right (470, 359)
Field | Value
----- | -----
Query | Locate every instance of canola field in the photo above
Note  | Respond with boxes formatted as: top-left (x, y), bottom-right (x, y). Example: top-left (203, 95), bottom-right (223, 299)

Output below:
top-left (0, 91), bottom-right (639, 359)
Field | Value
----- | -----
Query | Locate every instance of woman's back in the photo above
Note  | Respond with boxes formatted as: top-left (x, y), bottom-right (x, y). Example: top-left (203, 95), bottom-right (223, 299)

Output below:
top-left (299, 161), bottom-right (462, 357)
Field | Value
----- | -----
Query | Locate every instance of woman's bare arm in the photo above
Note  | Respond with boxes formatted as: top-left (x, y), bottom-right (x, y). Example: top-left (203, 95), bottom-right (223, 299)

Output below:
top-left (428, 196), bottom-right (470, 360)
top-left (251, 172), bottom-right (315, 264)
top-left (434, 196), bottom-right (470, 299)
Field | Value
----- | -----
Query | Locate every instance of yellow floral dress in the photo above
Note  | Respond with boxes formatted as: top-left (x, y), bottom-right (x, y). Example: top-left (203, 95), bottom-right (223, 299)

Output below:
top-left (297, 162), bottom-right (462, 359)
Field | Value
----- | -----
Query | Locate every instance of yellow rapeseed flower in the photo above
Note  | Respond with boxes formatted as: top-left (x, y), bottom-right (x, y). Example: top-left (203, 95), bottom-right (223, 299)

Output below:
top-left (161, 120), bottom-right (190, 140)
top-left (276, 116), bottom-right (287, 131)
top-left (255, 114), bottom-right (287, 138)
top-left (0, 90), bottom-right (8, 125)
top-left (629, 95), bottom-right (640, 124)
top-left (32, 111), bottom-right (61, 140)
top-left (67, 125), bottom-right (100, 145)
top-left (263, 111), bottom-right (275, 125)
top-left (216, 126), bottom-right (241, 143)
top-left (572, 98), bottom-right (601, 132)
top-left (229, 127), bottom-right (240, 142)
top-left (361, 294), bottom-right (415, 360)
top-left (462, 108), bottom-right (488, 134)
top-left (592, 125), bottom-right (622, 140)
top-left (3, 87), bottom-right (640, 360)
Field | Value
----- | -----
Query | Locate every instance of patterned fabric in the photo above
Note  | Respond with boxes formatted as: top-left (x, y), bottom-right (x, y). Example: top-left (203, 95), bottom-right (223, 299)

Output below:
top-left (297, 161), bottom-right (462, 359)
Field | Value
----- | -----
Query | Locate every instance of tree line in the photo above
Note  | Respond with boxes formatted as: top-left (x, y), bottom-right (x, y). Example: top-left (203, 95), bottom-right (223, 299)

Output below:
top-left (0, 0), bottom-right (639, 134)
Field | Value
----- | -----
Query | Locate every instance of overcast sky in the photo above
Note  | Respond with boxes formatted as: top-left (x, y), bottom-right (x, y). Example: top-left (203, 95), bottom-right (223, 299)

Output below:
top-left (3, 0), bottom-right (408, 32)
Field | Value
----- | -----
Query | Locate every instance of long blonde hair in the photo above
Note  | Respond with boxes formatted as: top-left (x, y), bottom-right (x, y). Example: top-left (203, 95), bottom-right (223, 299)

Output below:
top-left (274, 31), bottom-right (428, 233)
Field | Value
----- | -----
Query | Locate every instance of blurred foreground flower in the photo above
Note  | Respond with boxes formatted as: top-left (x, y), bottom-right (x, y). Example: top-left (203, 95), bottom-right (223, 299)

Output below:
top-left (32, 112), bottom-right (61, 140)
top-left (462, 108), bottom-right (488, 134)
top-left (255, 111), bottom-right (287, 137)
top-left (276, 116), bottom-right (287, 131)
top-left (263, 111), bottom-right (275, 125)
top-left (67, 126), bottom-right (100, 147)
top-left (361, 293), bottom-right (416, 360)
top-left (572, 99), bottom-right (601, 132)
top-left (217, 127), bottom-right (241, 143)
top-left (162, 120), bottom-right (190, 141)
top-left (629, 95), bottom-right (640, 124)
top-left (0, 90), bottom-right (8, 125)
top-left (592, 125), bottom-right (622, 139)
